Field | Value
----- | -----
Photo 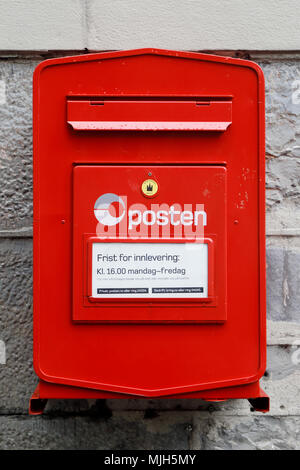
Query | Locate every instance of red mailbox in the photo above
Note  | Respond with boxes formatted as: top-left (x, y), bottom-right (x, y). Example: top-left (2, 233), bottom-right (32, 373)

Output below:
top-left (30, 49), bottom-right (268, 414)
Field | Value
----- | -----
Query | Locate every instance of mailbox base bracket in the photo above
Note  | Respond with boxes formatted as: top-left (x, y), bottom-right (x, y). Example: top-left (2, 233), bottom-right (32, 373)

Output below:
top-left (248, 391), bottom-right (270, 413)
top-left (29, 384), bottom-right (48, 416)
top-left (29, 380), bottom-right (269, 415)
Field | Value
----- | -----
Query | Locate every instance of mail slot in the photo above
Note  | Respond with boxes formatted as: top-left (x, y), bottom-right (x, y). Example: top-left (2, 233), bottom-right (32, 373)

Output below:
top-left (67, 99), bottom-right (232, 131)
top-left (30, 49), bottom-right (268, 414)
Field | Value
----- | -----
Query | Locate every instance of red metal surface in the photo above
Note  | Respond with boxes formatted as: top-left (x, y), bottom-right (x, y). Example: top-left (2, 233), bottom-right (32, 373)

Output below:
top-left (32, 48), bottom-right (267, 411)
top-left (67, 99), bottom-right (232, 131)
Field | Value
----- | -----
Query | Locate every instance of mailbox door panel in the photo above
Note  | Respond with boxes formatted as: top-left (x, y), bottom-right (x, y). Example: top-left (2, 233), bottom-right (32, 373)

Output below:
top-left (72, 165), bottom-right (226, 323)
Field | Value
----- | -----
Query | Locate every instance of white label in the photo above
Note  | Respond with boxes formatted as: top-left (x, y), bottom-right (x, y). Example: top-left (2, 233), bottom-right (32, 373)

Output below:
top-left (91, 242), bottom-right (208, 298)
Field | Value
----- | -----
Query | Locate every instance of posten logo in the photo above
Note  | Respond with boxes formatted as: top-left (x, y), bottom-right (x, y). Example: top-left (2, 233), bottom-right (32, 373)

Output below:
top-left (94, 193), bottom-right (126, 226)
top-left (141, 179), bottom-right (158, 197)
top-left (94, 192), bottom-right (207, 240)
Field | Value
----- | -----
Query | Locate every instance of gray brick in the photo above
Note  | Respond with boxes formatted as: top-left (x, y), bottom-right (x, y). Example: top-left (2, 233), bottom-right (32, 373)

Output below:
top-left (265, 155), bottom-right (300, 234)
top-left (267, 246), bottom-right (300, 322)
top-left (0, 413), bottom-right (191, 450)
top-left (266, 156), bottom-right (300, 226)
top-left (267, 247), bottom-right (285, 321)
top-left (0, 239), bottom-right (36, 414)
top-left (267, 319), bottom-right (300, 345)
top-left (2, 413), bottom-right (299, 450)
top-left (285, 249), bottom-right (300, 318)
top-left (0, 152), bottom-right (32, 230)
top-left (0, 127), bottom-right (32, 160)
top-left (266, 157), bottom-right (300, 202)
top-left (259, 61), bottom-right (300, 158)
top-left (0, 61), bottom-right (36, 230)
top-left (264, 344), bottom-right (299, 387)
top-left (191, 415), bottom-right (300, 450)
top-left (0, 60), bottom-right (36, 157)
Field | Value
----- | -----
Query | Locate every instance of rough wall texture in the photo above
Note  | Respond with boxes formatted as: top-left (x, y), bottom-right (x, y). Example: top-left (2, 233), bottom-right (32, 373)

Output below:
top-left (1, 0), bottom-right (300, 51)
top-left (0, 52), bottom-right (299, 450)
